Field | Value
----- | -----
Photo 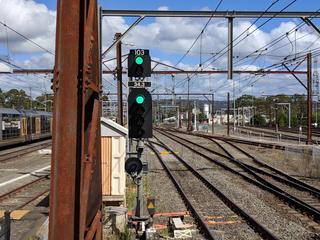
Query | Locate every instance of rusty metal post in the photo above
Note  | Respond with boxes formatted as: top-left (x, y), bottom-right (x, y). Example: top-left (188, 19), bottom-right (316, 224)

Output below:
top-left (49, 1), bottom-right (102, 239)
top-left (227, 92), bottom-right (230, 136)
top-left (116, 32), bottom-right (123, 125)
top-left (307, 53), bottom-right (313, 144)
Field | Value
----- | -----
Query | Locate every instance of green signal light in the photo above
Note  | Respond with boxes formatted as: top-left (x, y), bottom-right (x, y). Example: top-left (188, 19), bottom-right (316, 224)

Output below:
top-left (135, 55), bottom-right (144, 65)
top-left (136, 95), bottom-right (145, 104)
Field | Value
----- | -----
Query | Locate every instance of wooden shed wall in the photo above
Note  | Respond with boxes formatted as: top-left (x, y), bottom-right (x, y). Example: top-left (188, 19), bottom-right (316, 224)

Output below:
top-left (101, 136), bottom-right (112, 195)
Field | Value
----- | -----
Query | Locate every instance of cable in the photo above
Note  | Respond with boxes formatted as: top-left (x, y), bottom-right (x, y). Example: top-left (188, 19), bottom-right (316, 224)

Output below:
top-left (235, 28), bottom-right (316, 73)
top-left (0, 57), bottom-right (53, 86)
top-left (175, 0), bottom-right (284, 89)
top-left (174, 0), bottom-right (224, 66)
top-left (0, 20), bottom-right (54, 55)
top-left (202, 0), bottom-right (297, 70)
top-left (234, 8), bottom-right (320, 67)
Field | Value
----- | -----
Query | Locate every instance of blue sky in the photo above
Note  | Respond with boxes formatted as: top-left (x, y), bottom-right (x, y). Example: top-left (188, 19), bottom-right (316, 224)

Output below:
top-left (36, 0), bottom-right (319, 12)
top-left (1, 0), bottom-right (320, 98)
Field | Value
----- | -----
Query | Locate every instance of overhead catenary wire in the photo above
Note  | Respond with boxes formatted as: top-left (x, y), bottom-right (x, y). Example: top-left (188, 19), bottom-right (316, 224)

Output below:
top-left (201, 0), bottom-right (297, 70)
top-left (175, 0), bottom-right (285, 89)
top-left (233, 8), bottom-right (320, 67)
top-left (0, 20), bottom-right (54, 55)
top-left (174, 0), bottom-right (224, 67)
top-left (0, 57), bottom-right (53, 87)
top-left (236, 29), bottom-right (318, 67)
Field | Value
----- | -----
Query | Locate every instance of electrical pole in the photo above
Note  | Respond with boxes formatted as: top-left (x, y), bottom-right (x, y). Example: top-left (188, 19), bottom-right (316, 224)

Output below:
top-left (157, 94), bottom-right (160, 125)
top-left (227, 92), bottom-right (230, 136)
top-left (194, 100), bottom-right (197, 131)
top-left (313, 57), bottom-right (319, 127)
top-left (307, 53), bottom-right (313, 144)
top-left (116, 32), bottom-right (123, 125)
top-left (187, 76), bottom-right (192, 131)
top-left (171, 74), bottom-right (175, 106)
top-left (251, 84), bottom-right (254, 126)
top-left (227, 17), bottom-right (235, 133)
top-left (211, 93), bottom-right (214, 134)
top-left (179, 96), bottom-right (182, 128)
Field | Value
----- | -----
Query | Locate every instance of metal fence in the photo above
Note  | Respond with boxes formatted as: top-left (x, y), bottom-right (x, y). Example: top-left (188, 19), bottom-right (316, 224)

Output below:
top-left (0, 211), bottom-right (10, 240)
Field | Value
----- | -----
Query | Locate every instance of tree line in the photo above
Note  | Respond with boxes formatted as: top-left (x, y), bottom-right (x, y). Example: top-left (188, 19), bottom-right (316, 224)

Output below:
top-left (0, 88), bottom-right (53, 112)
top-left (236, 94), bottom-right (319, 127)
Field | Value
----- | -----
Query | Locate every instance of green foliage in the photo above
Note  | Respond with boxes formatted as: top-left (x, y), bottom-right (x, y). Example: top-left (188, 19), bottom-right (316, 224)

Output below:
top-left (291, 115), bottom-right (298, 127)
top-left (119, 226), bottom-right (134, 240)
top-left (4, 89), bottom-right (30, 109)
top-left (198, 112), bottom-right (207, 121)
top-left (0, 88), bottom-right (52, 111)
top-left (251, 114), bottom-right (266, 126)
top-left (235, 93), bottom-right (310, 127)
top-left (236, 94), bottom-right (256, 107)
top-left (312, 112), bottom-right (320, 123)
top-left (101, 95), bottom-right (109, 101)
top-left (278, 112), bottom-right (287, 128)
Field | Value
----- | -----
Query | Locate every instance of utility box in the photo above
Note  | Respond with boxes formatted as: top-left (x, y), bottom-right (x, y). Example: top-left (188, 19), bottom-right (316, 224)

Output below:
top-left (101, 117), bottom-right (127, 205)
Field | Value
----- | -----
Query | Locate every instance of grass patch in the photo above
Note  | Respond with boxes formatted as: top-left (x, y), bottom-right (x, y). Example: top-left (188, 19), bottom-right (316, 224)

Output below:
top-left (119, 226), bottom-right (135, 240)
top-left (126, 178), bottom-right (136, 211)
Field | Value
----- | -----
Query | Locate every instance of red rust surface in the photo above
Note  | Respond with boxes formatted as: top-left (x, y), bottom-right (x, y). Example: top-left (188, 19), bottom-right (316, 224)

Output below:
top-left (49, 0), bottom-right (102, 239)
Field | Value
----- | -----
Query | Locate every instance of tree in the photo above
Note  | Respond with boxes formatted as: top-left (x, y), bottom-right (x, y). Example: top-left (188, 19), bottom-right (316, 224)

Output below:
top-left (236, 95), bottom-right (256, 107)
top-left (278, 112), bottom-right (288, 128)
top-left (0, 88), bottom-right (4, 107)
top-left (33, 94), bottom-right (53, 111)
top-left (101, 95), bottom-right (109, 101)
top-left (251, 114), bottom-right (266, 126)
top-left (291, 115), bottom-right (298, 127)
top-left (198, 112), bottom-right (207, 122)
top-left (4, 89), bottom-right (30, 109)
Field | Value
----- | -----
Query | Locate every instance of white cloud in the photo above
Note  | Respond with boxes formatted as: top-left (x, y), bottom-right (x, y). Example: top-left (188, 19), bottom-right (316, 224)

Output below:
top-left (0, 62), bottom-right (11, 72)
top-left (0, 0), bottom-right (56, 54)
top-left (0, 1), bottom-right (319, 99)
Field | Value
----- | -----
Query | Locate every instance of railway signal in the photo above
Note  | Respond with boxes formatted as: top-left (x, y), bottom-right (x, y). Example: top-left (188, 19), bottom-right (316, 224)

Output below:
top-left (128, 88), bottom-right (153, 138)
top-left (128, 49), bottom-right (151, 78)
top-left (125, 157), bottom-right (143, 177)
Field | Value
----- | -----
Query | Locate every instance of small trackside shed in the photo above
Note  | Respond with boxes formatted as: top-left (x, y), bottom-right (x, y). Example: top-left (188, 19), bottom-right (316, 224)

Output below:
top-left (101, 117), bottom-right (127, 205)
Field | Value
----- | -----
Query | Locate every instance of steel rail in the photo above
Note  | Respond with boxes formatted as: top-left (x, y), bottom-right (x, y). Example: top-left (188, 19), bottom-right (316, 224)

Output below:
top-left (146, 142), bottom-right (216, 240)
top-left (14, 189), bottom-right (50, 210)
top-left (0, 143), bottom-right (51, 162)
top-left (147, 141), bottom-right (278, 240)
top-left (160, 128), bottom-right (317, 196)
top-left (211, 138), bottom-right (320, 198)
top-left (0, 176), bottom-right (49, 201)
top-left (236, 126), bottom-right (319, 144)
top-left (156, 129), bottom-right (320, 222)
top-left (201, 135), bottom-right (320, 197)
top-left (159, 127), bottom-right (286, 150)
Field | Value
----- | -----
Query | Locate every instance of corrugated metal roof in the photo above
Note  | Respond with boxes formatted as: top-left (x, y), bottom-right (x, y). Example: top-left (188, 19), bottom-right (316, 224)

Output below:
top-left (101, 117), bottom-right (128, 137)
top-left (0, 108), bottom-right (52, 116)
top-left (0, 108), bottom-right (21, 115)
top-left (36, 111), bottom-right (53, 117)
top-left (20, 109), bottom-right (52, 116)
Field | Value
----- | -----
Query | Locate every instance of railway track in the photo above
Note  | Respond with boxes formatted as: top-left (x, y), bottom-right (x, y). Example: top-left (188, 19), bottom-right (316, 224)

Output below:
top-left (147, 140), bottom-right (278, 240)
top-left (156, 129), bottom-right (320, 225)
top-left (0, 176), bottom-right (50, 210)
top-left (0, 140), bottom-right (51, 162)
top-left (159, 127), bottom-right (287, 150)
top-left (236, 126), bottom-right (319, 144)
top-left (243, 126), bottom-right (320, 138)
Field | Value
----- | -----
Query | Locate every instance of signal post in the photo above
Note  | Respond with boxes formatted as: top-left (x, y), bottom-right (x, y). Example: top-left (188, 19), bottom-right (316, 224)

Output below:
top-left (124, 49), bottom-right (155, 237)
